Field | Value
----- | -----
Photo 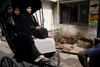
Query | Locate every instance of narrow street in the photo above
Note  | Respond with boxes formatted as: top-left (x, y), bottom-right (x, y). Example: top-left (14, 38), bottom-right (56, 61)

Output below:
top-left (0, 0), bottom-right (99, 67)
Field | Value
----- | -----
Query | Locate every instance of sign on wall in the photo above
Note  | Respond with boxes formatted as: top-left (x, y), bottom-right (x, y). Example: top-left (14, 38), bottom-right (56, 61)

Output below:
top-left (89, 0), bottom-right (99, 26)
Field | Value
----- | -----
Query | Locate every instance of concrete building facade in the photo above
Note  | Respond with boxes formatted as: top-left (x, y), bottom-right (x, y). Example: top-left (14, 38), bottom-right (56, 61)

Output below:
top-left (36, 0), bottom-right (99, 40)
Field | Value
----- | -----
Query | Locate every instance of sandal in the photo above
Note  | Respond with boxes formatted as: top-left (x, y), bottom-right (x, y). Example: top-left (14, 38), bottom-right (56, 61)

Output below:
top-left (35, 57), bottom-right (61, 67)
top-left (36, 57), bottom-right (49, 65)
top-left (41, 57), bottom-right (49, 62)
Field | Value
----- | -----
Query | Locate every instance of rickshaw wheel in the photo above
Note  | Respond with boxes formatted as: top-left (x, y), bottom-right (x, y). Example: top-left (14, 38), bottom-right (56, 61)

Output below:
top-left (0, 56), bottom-right (18, 67)
top-left (49, 54), bottom-right (60, 66)
top-left (43, 54), bottom-right (60, 67)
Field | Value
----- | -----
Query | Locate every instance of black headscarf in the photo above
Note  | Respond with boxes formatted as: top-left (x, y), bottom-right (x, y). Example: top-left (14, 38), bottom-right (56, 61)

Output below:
top-left (22, 7), bottom-right (39, 29)
top-left (11, 0), bottom-right (42, 13)
top-left (13, 7), bottom-right (32, 35)
top-left (22, 12), bottom-right (34, 25)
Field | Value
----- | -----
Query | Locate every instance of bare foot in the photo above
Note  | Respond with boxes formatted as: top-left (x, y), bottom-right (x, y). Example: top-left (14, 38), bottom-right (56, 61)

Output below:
top-left (41, 57), bottom-right (49, 62)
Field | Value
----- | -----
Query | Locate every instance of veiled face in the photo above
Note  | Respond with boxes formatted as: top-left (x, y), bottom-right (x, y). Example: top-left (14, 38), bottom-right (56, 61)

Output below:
top-left (26, 7), bottom-right (32, 13)
top-left (14, 8), bottom-right (20, 16)
top-left (7, 7), bottom-right (13, 14)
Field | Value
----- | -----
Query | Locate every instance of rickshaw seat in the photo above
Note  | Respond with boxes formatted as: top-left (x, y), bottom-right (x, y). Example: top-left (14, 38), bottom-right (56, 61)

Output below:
top-left (34, 38), bottom-right (56, 54)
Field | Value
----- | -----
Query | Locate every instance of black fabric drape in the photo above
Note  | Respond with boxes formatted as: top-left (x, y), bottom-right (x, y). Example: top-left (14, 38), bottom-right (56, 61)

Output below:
top-left (22, 13), bottom-right (39, 30)
top-left (22, 13), bottom-right (45, 39)
top-left (14, 32), bottom-right (41, 63)
top-left (13, 15), bottom-right (32, 36)
top-left (11, 0), bottom-right (42, 13)
top-left (13, 15), bottom-right (41, 62)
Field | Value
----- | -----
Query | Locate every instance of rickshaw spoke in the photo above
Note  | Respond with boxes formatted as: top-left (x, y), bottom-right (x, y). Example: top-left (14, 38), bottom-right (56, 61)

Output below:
top-left (50, 60), bottom-right (57, 66)
top-left (6, 59), bottom-right (11, 67)
top-left (53, 60), bottom-right (58, 62)
top-left (9, 60), bottom-right (12, 67)
top-left (13, 64), bottom-right (16, 67)
top-left (2, 62), bottom-right (5, 67)
top-left (53, 58), bottom-right (58, 62)
top-left (3, 59), bottom-right (8, 67)
top-left (21, 62), bottom-right (26, 67)
top-left (10, 60), bottom-right (14, 67)
top-left (0, 56), bottom-right (18, 67)
top-left (6, 59), bottom-right (10, 67)
top-left (50, 54), bottom-right (60, 66)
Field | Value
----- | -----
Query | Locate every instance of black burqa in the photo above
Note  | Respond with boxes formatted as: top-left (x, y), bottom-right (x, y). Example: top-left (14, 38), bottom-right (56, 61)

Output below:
top-left (13, 15), bottom-right (41, 63)
top-left (22, 12), bottom-right (48, 39)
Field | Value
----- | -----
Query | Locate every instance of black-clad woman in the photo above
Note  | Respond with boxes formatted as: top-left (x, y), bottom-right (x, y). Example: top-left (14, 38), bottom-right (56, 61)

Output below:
top-left (12, 7), bottom-right (49, 63)
top-left (22, 6), bottom-right (48, 39)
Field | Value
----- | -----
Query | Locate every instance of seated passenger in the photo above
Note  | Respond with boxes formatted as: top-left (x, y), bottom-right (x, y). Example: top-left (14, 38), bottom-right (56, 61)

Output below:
top-left (13, 6), bottom-right (36, 39)
top-left (12, 6), bottom-right (49, 63)
top-left (22, 5), bottom-right (48, 39)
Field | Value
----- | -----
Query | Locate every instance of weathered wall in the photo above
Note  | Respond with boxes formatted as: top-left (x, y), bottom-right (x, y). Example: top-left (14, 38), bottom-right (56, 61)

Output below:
top-left (37, 0), bottom-right (99, 40)
top-left (90, 0), bottom-right (99, 13)
top-left (53, 0), bottom-right (99, 40)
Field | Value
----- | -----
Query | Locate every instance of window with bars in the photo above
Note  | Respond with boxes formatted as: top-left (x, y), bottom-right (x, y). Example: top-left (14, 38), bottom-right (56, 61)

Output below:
top-left (60, 1), bottom-right (90, 25)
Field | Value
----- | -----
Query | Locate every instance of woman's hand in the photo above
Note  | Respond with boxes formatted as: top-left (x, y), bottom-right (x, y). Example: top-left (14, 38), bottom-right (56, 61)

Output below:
top-left (35, 26), bottom-right (43, 29)
top-left (40, 26), bottom-right (43, 29)
top-left (31, 35), bottom-right (36, 39)
top-left (35, 26), bottom-right (41, 29)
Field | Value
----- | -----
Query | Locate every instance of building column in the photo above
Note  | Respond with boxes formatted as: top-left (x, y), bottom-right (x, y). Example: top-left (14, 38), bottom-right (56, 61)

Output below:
top-left (57, 0), bottom-right (59, 29)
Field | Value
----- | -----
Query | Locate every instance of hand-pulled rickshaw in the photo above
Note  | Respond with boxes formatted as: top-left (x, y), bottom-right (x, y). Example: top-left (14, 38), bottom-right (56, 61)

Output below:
top-left (0, 0), bottom-right (78, 67)
top-left (0, 0), bottom-right (62, 67)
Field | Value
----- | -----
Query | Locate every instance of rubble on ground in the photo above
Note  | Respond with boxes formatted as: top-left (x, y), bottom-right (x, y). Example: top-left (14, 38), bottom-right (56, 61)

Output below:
top-left (77, 40), bottom-right (92, 49)
top-left (55, 36), bottom-right (93, 52)
top-left (72, 43), bottom-right (84, 52)
top-left (56, 44), bottom-right (73, 51)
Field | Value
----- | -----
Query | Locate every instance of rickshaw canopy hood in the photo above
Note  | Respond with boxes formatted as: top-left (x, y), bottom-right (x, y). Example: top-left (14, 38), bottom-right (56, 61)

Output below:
top-left (0, 0), bottom-right (42, 14)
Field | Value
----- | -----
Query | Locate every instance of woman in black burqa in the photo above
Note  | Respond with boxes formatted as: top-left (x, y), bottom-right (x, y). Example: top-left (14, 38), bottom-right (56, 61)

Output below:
top-left (22, 5), bottom-right (48, 39)
top-left (12, 7), bottom-right (49, 63)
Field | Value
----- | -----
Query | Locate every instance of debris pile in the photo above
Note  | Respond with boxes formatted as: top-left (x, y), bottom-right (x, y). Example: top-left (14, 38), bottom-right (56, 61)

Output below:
top-left (55, 36), bottom-right (93, 52)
